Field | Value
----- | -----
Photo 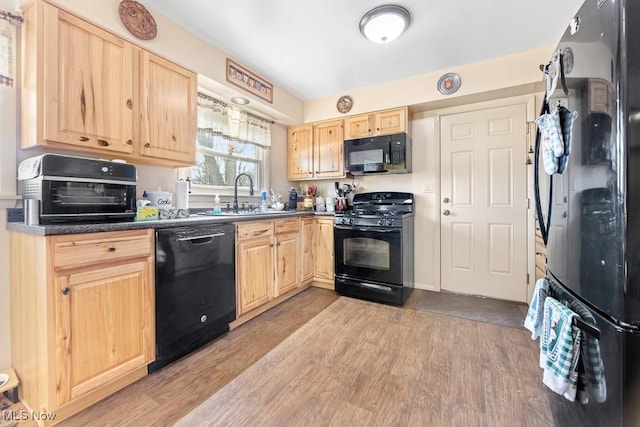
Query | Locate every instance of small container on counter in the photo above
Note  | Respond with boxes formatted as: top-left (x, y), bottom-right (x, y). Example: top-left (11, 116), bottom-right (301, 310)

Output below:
top-left (288, 188), bottom-right (297, 211)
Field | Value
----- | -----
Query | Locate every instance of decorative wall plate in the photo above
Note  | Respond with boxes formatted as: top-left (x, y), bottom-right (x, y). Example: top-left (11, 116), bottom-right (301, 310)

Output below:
top-left (562, 47), bottom-right (574, 75)
top-left (437, 72), bottom-right (461, 95)
top-left (119, 1), bottom-right (157, 41)
top-left (336, 95), bottom-right (353, 114)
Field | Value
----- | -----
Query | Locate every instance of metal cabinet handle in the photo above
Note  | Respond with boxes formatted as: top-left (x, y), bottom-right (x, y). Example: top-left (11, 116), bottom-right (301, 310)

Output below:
top-left (97, 139), bottom-right (109, 146)
top-left (61, 287), bottom-right (70, 295)
top-left (126, 139), bottom-right (132, 145)
top-left (107, 247), bottom-right (116, 253)
top-left (126, 99), bottom-right (133, 109)
top-left (79, 136), bottom-right (89, 142)
top-left (443, 209), bottom-right (450, 216)
top-left (269, 243), bottom-right (274, 247)
top-left (144, 143), bottom-right (150, 148)
top-left (443, 197), bottom-right (450, 203)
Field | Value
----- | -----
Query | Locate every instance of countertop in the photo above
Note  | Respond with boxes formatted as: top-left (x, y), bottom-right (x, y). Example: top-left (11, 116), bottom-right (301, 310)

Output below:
top-left (6, 210), bottom-right (335, 236)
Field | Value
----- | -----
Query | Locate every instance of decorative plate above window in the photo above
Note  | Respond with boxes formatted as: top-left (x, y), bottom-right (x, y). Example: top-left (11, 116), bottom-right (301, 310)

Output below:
top-left (118, 0), bottom-right (157, 41)
top-left (336, 95), bottom-right (353, 114)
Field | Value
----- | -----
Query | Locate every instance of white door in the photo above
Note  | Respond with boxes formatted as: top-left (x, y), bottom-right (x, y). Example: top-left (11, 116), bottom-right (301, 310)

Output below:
top-left (440, 104), bottom-right (528, 302)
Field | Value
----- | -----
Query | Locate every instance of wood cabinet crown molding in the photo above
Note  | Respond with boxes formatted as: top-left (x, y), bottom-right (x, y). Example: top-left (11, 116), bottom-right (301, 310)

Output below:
top-left (20, 0), bottom-right (197, 167)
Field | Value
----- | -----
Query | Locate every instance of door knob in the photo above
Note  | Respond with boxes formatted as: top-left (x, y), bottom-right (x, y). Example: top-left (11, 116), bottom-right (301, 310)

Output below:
top-left (443, 209), bottom-right (450, 216)
top-left (443, 197), bottom-right (450, 203)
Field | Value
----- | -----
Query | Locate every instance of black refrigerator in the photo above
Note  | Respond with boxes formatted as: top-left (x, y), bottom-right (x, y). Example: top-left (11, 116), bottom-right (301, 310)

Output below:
top-left (535, 0), bottom-right (640, 426)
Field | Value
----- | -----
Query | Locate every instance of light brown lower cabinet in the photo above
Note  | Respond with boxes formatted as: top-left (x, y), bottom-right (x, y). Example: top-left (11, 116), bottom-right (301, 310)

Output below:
top-left (235, 215), bottom-right (337, 319)
top-left (236, 218), bottom-right (302, 317)
top-left (9, 229), bottom-right (155, 424)
top-left (313, 217), bottom-right (335, 289)
top-left (301, 218), bottom-right (315, 285)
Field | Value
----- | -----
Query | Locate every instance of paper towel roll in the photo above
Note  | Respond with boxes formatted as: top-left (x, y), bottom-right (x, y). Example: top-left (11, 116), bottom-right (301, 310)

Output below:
top-left (175, 180), bottom-right (189, 210)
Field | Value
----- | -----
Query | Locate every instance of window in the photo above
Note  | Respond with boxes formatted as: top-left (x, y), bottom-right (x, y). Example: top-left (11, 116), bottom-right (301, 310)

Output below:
top-left (191, 133), bottom-right (264, 191)
top-left (191, 92), bottom-right (272, 194)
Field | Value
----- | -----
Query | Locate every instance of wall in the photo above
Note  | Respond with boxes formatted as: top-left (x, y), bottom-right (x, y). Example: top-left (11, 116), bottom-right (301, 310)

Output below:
top-left (0, 0), bottom-right (20, 371)
top-left (304, 45), bottom-right (553, 123)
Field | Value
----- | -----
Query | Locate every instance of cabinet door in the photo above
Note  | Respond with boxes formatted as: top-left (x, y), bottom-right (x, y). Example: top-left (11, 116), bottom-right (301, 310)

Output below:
top-left (301, 218), bottom-right (314, 284)
top-left (237, 237), bottom-right (274, 315)
top-left (314, 120), bottom-right (345, 179)
top-left (344, 114), bottom-right (372, 139)
top-left (375, 108), bottom-right (407, 136)
top-left (139, 51), bottom-right (197, 165)
top-left (314, 219), bottom-right (335, 281)
top-left (43, 5), bottom-right (134, 153)
top-left (54, 261), bottom-right (153, 405)
top-left (287, 125), bottom-right (314, 180)
top-left (275, 232), bottom-right (301, 296)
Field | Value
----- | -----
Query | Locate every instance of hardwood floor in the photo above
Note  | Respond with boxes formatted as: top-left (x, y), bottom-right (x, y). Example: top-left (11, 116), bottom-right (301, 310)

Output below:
top-left (33, 288), bottom-right (556, 426)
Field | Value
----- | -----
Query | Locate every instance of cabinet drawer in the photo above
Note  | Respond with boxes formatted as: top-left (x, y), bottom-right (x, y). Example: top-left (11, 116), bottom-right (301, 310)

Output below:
top-left (274, 218), bottom-right (300, 235)
top-left (53, 231), bottom-right (152, 270)
top-left (236, 221), bottom-right (273, 241)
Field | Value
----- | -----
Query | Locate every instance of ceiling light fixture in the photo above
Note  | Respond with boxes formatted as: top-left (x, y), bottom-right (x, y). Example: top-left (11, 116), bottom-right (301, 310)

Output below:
top-left (231, 96), bottom-right (250, 105)
top-left (359, 4), bottom-right (411, 44)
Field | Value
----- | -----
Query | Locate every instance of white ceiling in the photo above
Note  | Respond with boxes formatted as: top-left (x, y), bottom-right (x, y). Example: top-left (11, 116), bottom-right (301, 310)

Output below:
top-left (144, 0), bottom-right (585, 101)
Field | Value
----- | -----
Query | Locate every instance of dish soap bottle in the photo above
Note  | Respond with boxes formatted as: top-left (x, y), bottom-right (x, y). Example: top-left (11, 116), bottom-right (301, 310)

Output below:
top-left (260, 190), bottom-right (268, 212)
top-left (213, 194), bottom-right (222, 214)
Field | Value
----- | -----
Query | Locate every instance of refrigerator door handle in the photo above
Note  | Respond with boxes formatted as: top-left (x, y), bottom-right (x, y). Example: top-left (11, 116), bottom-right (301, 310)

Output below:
top-left (534, 98), bottom-right (552, 247)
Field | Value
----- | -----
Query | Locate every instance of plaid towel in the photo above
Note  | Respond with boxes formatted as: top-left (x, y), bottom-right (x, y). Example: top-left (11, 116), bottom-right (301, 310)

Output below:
top-left (540, 297), bottom-right (582, 401)
top-left (568, 300), bottom-right (607, 403)
top-left (524, 278), bottom-right (549, 339)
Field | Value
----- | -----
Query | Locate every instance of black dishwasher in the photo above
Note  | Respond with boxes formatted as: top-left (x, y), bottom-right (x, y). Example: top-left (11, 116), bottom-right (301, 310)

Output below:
top-left (149, 223), bottom-right (236, 373)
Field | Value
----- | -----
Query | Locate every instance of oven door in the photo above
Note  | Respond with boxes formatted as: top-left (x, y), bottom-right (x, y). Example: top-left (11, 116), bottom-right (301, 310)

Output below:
top-left (334, 224), bottom-right (403, 285)
top-left (41, 179), bottom-right (136, 221)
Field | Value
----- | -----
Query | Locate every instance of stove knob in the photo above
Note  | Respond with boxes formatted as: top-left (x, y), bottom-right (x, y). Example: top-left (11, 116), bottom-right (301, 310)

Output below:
top-left (341, 217), bottom-right (348, 225)
top-left (348, 218), bottom-right (354, 226)
top-left (378, 218), bottom-right (385, 226)
top-left (386, 218), bottom-right (394, 226)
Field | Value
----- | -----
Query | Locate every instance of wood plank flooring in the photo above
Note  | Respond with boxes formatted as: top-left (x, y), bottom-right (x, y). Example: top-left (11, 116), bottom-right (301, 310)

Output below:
top-left (176, 292), bottom-right (554, 427)
top-left (36, 288), bottom-right (557, 426)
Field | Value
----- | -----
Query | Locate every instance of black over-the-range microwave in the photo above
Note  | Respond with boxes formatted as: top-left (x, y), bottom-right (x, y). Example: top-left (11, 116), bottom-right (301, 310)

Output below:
top-left (344, 133), bottom-right (412, 175)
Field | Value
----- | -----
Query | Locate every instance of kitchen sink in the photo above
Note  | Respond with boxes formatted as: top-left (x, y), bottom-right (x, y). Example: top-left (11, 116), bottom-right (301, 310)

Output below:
top-left (195, 210), bottom-right (291, 217)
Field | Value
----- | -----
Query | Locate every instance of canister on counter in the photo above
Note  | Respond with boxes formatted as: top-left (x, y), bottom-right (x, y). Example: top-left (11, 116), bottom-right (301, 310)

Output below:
top-left (288, 188), bottom-right (298, 211)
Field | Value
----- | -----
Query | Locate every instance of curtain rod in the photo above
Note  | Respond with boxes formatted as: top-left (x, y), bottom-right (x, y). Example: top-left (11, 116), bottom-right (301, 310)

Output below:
top-left (0, 10), bottom-right (23, 24)
top-left (198, 92), bottom-right (275, 125)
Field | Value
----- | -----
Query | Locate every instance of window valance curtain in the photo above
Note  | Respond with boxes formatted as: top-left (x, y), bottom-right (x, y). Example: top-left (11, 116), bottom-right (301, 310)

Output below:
top-left (197, 92), bottom-right (272, 149)
top-left (0, 11), bottom-right (20, 88)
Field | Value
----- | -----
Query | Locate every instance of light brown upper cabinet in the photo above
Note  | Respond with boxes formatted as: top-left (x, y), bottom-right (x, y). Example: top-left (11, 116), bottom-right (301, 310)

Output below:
top-left (344, 107), bottom-right (409, 140)
top-left (287, 125), bottom-right (314, 180)
top-left (287, 120), bottom-right (345, 181)
top-left (313, 119), bottom-right (344, 179)
top-left (138, 51), bottom-right (197, 164)
top-left (21, 0), bottom-right (197, 167)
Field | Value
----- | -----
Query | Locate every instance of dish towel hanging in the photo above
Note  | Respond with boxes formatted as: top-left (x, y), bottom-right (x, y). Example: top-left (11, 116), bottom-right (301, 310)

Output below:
top-left (524, 278), bottom-right (549, 339)
top-left (568, 300), bottom-right (607, 403)
top-left (540, 297), bottom-right (582, 401)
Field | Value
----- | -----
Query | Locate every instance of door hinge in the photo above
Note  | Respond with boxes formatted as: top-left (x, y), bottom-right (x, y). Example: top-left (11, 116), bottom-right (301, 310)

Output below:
top-left (527, 273), bottom-right (530, 284)
top-left (526, 121), bottom-right (536, 134)
top-left (527, 198), bottom-right (531, 209)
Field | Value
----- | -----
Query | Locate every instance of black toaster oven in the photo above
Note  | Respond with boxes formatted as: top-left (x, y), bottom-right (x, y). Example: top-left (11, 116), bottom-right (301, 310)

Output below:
top-left (18, 154), bottom-right (137, 224)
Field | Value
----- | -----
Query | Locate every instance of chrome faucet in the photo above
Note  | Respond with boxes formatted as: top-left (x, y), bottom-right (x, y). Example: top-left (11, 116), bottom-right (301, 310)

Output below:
top-left (233, 173), bottom-right (254, 213)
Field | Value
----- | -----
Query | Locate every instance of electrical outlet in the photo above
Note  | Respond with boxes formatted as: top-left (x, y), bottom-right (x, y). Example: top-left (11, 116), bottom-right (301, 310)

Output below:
top-left (423, 183), bottom-right (434, 194)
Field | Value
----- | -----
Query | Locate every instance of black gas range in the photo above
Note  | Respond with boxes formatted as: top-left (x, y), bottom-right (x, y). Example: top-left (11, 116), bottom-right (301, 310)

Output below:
top-left (334, 192), bottom-right (414, 305)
